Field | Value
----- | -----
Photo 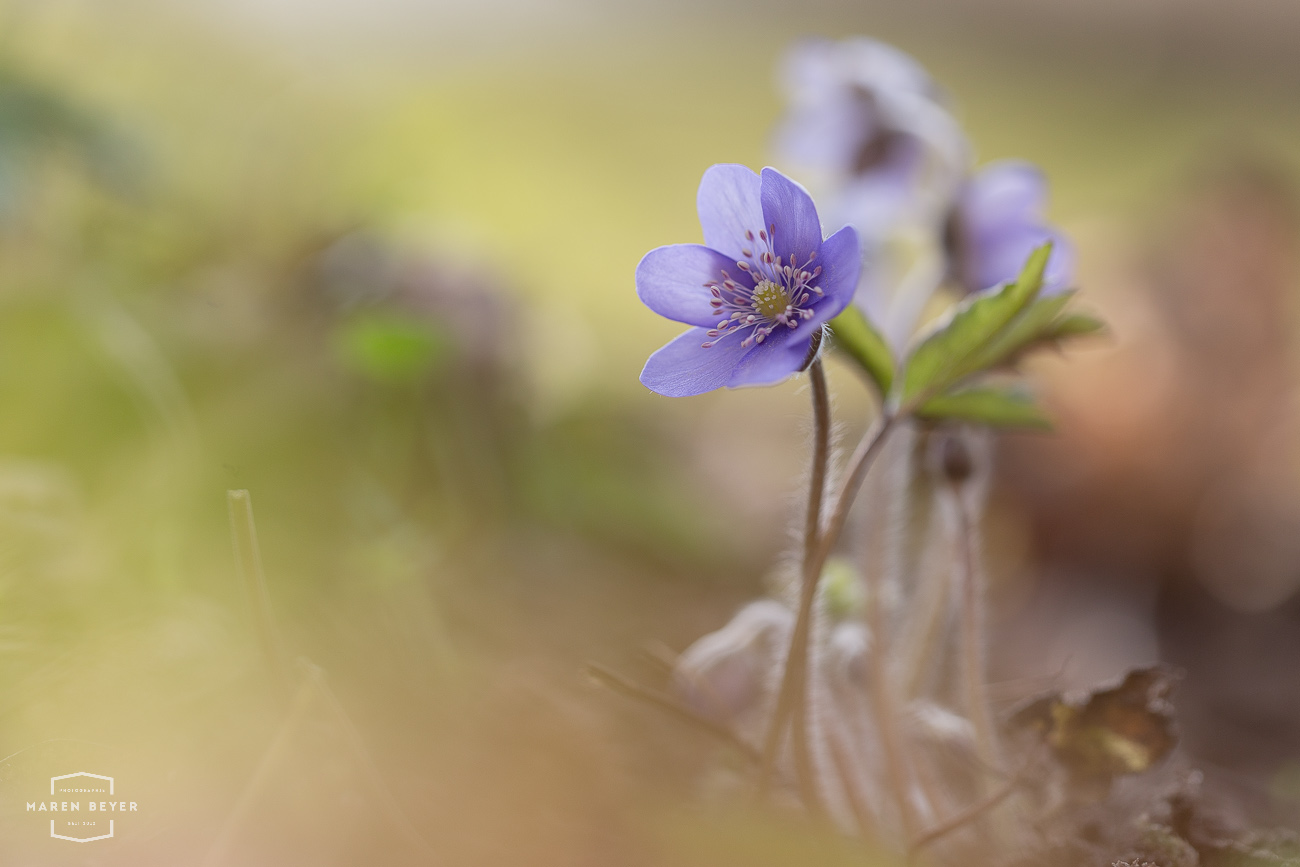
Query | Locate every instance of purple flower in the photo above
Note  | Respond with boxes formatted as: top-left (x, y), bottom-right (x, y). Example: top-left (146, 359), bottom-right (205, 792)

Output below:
top-left (774, 38), bottom-right (969, 239)
top-left (637, 165), bottom-right (861, 397)
top-left (948, 160), bottom-right (1074, 295)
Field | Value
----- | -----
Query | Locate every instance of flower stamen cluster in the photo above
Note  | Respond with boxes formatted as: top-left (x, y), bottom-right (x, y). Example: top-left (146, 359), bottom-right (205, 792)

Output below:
top-left (702, 226), bottom-right (825, 349)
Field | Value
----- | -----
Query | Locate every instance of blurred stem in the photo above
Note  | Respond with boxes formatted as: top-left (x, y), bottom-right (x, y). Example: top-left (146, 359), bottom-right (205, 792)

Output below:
top-left (227, 490), bottom-right (289, 696)
top-left (758, 353), bottom-right (829, 814)
top-left (818, 416), bottom-right (897, 574)
top-left (866, 551), bottom-right (920, 839)
top-left (816, 412), bottom-right (912, 837)
top-left (760, 347), bottom-right (905, 821)
top-left (826, 720), bottom-right (878, 838)
top-left (953, 483), bottom-right (1001, 780)
top-left (890, 429), bottom-right (949, 700)
top-left (908, 758), bottom-right (1026, 861)
top-left (898, 533), bottom-right (950, 699)
top-left (791, 356), bottom-right (830, 813)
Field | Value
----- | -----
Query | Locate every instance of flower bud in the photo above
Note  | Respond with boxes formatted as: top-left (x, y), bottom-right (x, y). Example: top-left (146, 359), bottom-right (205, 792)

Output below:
top-left (671, 600), bottom-right (794, 725)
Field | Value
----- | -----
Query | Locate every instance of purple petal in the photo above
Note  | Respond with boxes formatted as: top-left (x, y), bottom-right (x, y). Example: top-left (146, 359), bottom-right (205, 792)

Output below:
top-left (827, 137), bottom-right (925, 237)
top-left (727, 328), bottom-right (810, 389)
top-left (773, 96), bottom-right (876, 176)
top-left (1040, 233), bottom-right (1075, 295)
top-left (760, 167), bottom-right (823, 265)
top-left (970, 225), bottom-right (1074, 296)
top-left (697, 164), bottom-right (764, 261)
top-left (636, 244), bottom-right (745, 327)
top-left (963, 161), bottom-right (1047, 229)
top-left (780, 38), bottom-right (939, 112)
top-left (812, 224), bottom-right (861, 316)
top-left (958, 160), bottom-right (1073, 294)
top-left (640, 327), bottom-right (751, 397)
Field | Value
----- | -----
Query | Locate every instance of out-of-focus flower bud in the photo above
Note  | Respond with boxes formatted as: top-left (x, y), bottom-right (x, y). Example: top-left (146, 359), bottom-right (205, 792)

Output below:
top-left (671, 600), bottom-right (793, 725)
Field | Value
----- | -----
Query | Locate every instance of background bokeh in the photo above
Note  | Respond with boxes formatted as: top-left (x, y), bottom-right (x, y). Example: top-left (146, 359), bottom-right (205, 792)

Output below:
top-left (0, 0), bottom-right (1298, 863)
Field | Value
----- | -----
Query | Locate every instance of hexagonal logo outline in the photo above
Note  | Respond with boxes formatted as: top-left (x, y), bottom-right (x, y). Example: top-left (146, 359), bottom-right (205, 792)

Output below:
top-left (48, 773), bottom-right (114, 843)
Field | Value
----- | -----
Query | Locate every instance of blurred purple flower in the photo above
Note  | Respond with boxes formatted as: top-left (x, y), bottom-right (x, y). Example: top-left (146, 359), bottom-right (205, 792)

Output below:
top-left (637, 165), bottom-right (861, 397)
top-left (774, 38), bottom-right (969, 238)
top-left (948, 160), bottom-right (1074, 295)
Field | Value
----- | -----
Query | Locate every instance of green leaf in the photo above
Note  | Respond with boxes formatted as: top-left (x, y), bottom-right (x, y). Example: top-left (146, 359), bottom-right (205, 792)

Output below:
top-left (1048, 312), bottom-right (1106, 340)
top-left (828, 305), bottom-right (895, 396)
top-left (966, 299), bottom-right (1112, 373)
top-left (898, 243), bottom-right (1051, 408)
top-left (916, 386), bottom-right (1053, 430)
top-left (965, 290), bottom-right (1074, 373)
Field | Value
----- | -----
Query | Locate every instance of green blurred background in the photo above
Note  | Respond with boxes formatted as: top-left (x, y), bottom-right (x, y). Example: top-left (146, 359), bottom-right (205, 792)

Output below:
top-left (0, 0), bottom-right (1297, 863)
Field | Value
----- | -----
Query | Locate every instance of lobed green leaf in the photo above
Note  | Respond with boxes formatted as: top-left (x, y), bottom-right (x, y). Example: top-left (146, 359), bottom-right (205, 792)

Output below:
top-left (897, 243), bottom-right (1051, 409)
top-left (916, 385), bottom-right (1053, 430)
top-left (965, 290), bottom-right (1074, 373)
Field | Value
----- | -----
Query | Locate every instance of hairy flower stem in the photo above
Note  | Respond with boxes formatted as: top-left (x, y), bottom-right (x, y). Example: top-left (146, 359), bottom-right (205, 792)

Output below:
top-left (865, 552), bottom-right (922, 840)
top-left (758, 355), bottom-right (830, 813)
top-left (817, 413), bottom-right (915, 839)
top-left (758, 386), bottom-right (900, 822)
top-left (953, 482), bottom-right (1000, 780)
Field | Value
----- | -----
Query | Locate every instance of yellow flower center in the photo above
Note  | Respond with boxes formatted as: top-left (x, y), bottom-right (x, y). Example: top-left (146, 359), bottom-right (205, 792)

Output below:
top-left (751, 280), bottom-right (790, 321)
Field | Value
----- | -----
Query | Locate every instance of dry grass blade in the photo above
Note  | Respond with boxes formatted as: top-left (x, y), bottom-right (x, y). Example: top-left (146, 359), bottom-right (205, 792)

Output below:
top-left (585, 662), bottom-right (761, 765)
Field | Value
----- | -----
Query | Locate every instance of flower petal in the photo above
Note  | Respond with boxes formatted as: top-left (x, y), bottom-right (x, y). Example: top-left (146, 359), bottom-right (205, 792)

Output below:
top-left (636, 244), bottom-right (745, 327)
top-left (959, 160), bottom-right (1073, 295)
top-left (971, 225), bottom-right (1074, 296)
top-left (773, 95), bottom-right (876, 176)
top-left (760, 167), bottom-right (823, 265)
top-left (640, 327), bottom-right (751, 397)
top-left (1042, 234), bottom-right (1075, 295)
top-left (727, 328), bottom-right (810, 389)
top-left (697, 164), bottom-right (764, 261)
top-left (963, 161), bottom-right (1047, 229)
top-left (811, 224), bottom-right (861, 315)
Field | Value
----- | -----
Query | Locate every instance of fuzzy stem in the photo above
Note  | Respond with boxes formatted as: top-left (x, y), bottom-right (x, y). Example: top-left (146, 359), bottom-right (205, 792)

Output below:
top-left (953, 484), bottom-right (1000, 777)
top-left (826, 720), bottom-right (878, 838)
top-left (791, 357), bottom-right (832, 813)
top-left (759, 394), bottom-right (900, 816)
top-left (821, 413), bottom-right (919, 840)
top-left (866, 559), bottom-right (922, 840)
top-left (898, 537), bottom-right (950, 699)
top-left (758, 356), bottom-right (830, 813)
top-left (820, 412), bottom-right (925, 844)
top-left (891, 431), bottom-right (950, 699)
top-left (816, 415), bottom-right (897, 572)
